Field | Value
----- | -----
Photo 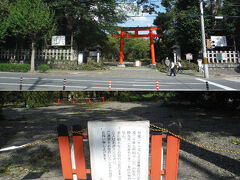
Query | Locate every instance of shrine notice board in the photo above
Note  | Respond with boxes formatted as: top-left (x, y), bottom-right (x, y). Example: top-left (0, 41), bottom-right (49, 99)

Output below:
top-left (88, 121), bottom-right (150, 180)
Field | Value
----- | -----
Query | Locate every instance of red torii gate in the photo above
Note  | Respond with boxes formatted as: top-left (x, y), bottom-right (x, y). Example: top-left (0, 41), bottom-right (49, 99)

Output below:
top-left (113, 27), bottom-right (162, 65)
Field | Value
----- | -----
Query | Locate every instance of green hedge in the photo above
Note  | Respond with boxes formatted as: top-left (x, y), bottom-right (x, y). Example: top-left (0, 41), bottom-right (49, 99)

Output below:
top-left (181, 60), bottom-right (198, 71)
top-left (156, 61), bottom-right (167, 72)
top-left (76, 60), bottom-right (107, 71)
top-left (155, 60), bottom-right (198, 72)
top-left (38, 64), bottom-right (50, 73)
top-left (0, 63), bottom-right (30, 72)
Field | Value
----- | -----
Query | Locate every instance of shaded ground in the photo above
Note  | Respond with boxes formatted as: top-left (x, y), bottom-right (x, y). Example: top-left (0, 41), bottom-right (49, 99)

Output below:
top-left (0, 101), bottom-right (240, 180)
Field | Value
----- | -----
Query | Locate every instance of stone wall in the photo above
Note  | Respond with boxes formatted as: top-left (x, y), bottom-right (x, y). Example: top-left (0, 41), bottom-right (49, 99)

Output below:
top-left (208, 63), bottom-right (240, 70)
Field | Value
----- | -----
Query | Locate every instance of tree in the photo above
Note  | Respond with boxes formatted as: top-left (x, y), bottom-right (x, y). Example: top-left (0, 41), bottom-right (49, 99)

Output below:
top-left (102, 35), bottom-right (151, 62)
top-left (154, 0), bottom-right (239, 59)
top-left (0, 0), bottom-right (9, 42)
top-left (7, 0), bottom-right (55, 71)
top-left (102, 35), bottom-right (120, 60)
top-left (174, 0), bottom-right (204, 54)
top-left (154, 12), bottom-right (175, 60)
top-left (44, 0), bottom-right (130, 51)
top-left (220, 0), bottom-right (240, 50)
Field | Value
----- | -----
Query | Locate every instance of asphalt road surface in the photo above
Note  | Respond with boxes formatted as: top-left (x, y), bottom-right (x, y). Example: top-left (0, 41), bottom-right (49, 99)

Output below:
top-left (0, 67), bottom-right (239, 91)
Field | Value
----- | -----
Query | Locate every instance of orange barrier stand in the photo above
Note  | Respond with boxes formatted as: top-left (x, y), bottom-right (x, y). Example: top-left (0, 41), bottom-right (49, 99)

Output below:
top-left (57, 125), bottom-right (180, 180)
top-left (109, 80), bottom-right (112, 91)
top-left (156, 80), bottom-right (159, 91)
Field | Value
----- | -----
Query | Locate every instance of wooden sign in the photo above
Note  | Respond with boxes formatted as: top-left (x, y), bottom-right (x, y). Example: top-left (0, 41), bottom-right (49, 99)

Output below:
top-left (52, 36), bottom-right (65, 46)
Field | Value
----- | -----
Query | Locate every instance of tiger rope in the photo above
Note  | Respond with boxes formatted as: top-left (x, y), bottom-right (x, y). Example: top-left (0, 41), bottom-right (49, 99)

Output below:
top-left (1, 126), bottom-right (239, 154)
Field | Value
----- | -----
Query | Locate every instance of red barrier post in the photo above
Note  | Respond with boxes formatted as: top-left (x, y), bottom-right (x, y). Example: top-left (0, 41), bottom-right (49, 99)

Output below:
top-left (57, 125), bottom-right (73, 179)
top-left (156, 80), bottom-right (159, 91)
top-left (109, 80), bottom-right (112, 91)
top-left (165, 136), bottom-right (180, 180)
top-left (72, 125), bottom-right (87, 179)
top-left (151, 135), bottom-right (164, 179)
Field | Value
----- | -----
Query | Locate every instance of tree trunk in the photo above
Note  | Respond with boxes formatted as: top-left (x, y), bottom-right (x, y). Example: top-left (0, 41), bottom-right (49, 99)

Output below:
top-left (30, 41), bottom-right (35, 72)
top-left (70, 33), bottom-right (74, 61)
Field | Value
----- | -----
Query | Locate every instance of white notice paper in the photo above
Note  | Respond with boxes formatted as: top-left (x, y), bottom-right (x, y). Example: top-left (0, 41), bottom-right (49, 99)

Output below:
top-left (88, 121), bottom-right (150, 180)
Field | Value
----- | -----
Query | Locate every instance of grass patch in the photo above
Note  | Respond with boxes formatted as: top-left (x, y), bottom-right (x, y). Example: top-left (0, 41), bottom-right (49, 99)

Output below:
top-left (117, 92), bottom-right (176, 102)
top-left (155, 60), bottom-right (198, 73)
top-left (76, 60), bottom-right (108, 71)
top-left (0, 63), bottom-right (30, 72)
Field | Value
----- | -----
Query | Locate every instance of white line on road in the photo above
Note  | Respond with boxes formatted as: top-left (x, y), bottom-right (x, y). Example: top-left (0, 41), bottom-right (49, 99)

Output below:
top-left (91, 87), bottom-right (154, 90)
top-left (0, 76), bottom-right (204, 86)
top-left (90, 87), bottom-right (207, 91)
top-left (132, 84), bottom-right (161, 87)
top-left (0, 83), bottom-right (86, 89)
top-left (196, 78), bottom-right (236, 91)
top-left (0, 76), bottom-right (153, 84)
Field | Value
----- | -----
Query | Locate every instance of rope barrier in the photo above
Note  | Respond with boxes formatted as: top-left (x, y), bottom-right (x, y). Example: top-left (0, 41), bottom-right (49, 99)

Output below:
top-left (0, 125), bottom-right (239, 154)
top-left (150, 124), bottom-right (240, 154)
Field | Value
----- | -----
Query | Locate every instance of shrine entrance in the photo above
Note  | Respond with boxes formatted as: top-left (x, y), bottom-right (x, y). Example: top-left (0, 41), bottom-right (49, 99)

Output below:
top-left (113, 27), bottom-right (162, 65)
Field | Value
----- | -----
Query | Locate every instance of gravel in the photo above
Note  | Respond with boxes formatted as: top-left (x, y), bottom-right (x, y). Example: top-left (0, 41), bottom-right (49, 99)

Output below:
top-left (0, 101), bottom-right (239, 180)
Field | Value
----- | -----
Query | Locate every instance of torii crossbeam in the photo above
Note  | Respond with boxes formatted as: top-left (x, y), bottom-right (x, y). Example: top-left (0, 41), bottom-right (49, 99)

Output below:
top-left (113, 27), bottom-right (162, 65)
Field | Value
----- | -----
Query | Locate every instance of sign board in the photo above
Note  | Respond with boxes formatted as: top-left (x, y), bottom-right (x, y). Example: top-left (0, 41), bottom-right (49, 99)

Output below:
top-left (186, 53), bottom-right (193, 61)
top-left (217, 53), bottom-right (227, 61)
top-left (88, 121), bottom-right (150, 180)
top-left (89, 51), bottom-right (97, 57)
top-left (78, 53), bottom-right (83, 64)
top-left (211, 36), bottom-right (227, 47)
top-left (52, 36), bottom-right (65, 46)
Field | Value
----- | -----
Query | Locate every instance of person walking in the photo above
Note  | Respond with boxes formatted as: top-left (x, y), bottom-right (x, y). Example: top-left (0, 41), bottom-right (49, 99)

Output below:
top-left (165, 57), bottom-right (170, 74)
top-left (170, 61), bottom-right (176, 76)
top-left (177, 61), bottom-right (183, 74)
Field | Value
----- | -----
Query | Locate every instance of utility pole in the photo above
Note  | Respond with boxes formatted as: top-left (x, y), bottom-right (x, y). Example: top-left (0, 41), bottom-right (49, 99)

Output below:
top-left (200, 0), bottom-right (209, 78)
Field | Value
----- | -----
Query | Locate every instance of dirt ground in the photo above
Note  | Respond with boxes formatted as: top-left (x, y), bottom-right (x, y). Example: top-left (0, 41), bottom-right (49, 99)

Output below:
top-left (0, 101), bottom-right (240, 180)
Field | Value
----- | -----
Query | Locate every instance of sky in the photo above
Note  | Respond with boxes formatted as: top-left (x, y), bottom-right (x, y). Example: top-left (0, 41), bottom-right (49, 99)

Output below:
top-left (118, 2), bottom-right (165, 28)
top-left (119, 14), bottom-right (158, 27)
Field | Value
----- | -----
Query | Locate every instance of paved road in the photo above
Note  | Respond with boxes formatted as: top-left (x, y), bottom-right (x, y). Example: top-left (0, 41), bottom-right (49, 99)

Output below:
top-left (0, 67), bottom-right (239, 91)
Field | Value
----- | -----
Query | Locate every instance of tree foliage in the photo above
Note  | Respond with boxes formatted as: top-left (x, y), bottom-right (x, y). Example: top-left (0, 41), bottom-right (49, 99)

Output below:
top-left (0, 0), bottom-right (9, 42)
top-left (154, 0), bottom-right (240, 59)
top-left (102, 35), bottom-right (151, 62)
top-left (7, 0), bottom-right (55, 41)
top-left (6, 0), bottom-right (56, 71)
top-left (44, 0), bottom-right (130, 51)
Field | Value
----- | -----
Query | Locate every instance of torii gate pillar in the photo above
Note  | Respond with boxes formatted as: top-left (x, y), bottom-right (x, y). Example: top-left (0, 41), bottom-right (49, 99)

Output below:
top-left (120, 31), bottom-right (124, 64)
top-left (150, 30), bottom-right (156, 65)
